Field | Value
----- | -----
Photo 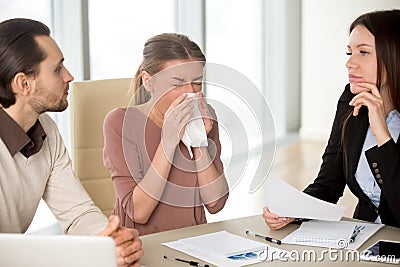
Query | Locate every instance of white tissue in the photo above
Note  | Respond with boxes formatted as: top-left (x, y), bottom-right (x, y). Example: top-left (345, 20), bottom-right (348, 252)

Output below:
top-left (182, 92), bottom-right (208, 158)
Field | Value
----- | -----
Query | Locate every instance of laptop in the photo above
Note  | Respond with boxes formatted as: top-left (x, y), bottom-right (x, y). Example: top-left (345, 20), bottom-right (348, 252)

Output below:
top-left (0, 234), bottom-right (117, 267)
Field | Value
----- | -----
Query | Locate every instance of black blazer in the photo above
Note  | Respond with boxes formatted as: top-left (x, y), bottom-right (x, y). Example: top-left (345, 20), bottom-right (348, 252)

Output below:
top-left (304, 84), bottom-right (400, 228)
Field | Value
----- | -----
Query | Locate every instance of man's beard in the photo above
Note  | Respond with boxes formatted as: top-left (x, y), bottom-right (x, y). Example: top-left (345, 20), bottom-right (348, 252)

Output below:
top-left (28, 86), bottom-right (69, 114)
top-left (44, 98), bottom-right (68, 112)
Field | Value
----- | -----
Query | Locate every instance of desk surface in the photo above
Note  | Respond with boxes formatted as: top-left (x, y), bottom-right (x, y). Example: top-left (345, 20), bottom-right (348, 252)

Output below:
top-left (140, 215), bottom-right (400, 266)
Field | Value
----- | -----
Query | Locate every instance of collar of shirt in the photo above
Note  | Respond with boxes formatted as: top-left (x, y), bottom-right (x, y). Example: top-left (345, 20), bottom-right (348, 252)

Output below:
top-left (0, 108), bottom-right (46, 158)
top-left (387, 109), bottom-right (400, 124)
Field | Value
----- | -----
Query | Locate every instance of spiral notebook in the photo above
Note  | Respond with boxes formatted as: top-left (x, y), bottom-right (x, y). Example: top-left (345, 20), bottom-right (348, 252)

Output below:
top-left (163, 231), bottom-right (288, 267)
top-left (282, 220), bottom-right (384, 250)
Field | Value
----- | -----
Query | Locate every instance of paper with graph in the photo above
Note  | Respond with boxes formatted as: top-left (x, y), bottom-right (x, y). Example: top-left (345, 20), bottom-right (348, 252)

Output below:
top-left (162, 231), bottom-right (288, 267)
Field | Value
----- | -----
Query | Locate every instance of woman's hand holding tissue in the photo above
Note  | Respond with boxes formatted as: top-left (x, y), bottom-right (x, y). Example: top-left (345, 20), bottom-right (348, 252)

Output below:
top-left (198, 92), bottom-right (213, 134)
top-left (162, 93), bottom-right (194, 154)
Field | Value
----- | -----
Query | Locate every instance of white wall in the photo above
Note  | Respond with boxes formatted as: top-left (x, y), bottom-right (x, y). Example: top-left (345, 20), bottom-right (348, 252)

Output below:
top-left (300, 0), bottom-right (400, 141)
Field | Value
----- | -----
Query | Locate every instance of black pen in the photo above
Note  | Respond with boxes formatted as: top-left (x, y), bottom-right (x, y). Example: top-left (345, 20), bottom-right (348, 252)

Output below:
top-left (246, 230), bottom-right (282, 245)
top-left (163, 255), bottom-right (209, 267)
top-left (349, 229), bottom-right (361, 243)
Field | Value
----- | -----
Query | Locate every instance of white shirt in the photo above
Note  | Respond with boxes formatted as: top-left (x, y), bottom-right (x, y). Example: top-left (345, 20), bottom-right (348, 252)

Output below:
top-left (355, 109), bottom-right (400, 223)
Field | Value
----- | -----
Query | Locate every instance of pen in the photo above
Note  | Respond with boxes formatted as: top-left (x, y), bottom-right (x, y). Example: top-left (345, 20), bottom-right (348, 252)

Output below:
top-left (246, 230), bottom-right (281, 245)
top-left (163, 255), bottom-right (209, 267)
top-left (349, 229), bottom-right (361, 243)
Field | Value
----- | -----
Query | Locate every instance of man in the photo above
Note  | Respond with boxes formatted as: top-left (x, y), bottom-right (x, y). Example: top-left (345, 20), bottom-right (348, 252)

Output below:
top-left (0, 18), bottom-right (143, 266)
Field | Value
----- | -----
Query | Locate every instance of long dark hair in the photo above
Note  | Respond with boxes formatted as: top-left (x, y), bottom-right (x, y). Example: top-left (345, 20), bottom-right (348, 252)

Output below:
top-left (132, 33), bottom-right (206, 105)
top-left (0, 18), bottom-right (50, 108)
top-left (341, 9), bottom-right (400, 173)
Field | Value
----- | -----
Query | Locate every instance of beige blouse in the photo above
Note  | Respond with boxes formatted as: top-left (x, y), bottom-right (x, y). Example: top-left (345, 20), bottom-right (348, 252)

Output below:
top-left (103, 106), bottom-right (228, 235)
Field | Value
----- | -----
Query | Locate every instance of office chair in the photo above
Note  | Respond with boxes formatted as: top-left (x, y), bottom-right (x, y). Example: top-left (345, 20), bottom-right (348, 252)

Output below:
top-left (70, 78), bottom-right (133, 216)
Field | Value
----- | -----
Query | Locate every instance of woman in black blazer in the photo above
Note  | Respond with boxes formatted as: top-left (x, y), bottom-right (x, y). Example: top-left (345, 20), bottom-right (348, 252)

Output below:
top-left (264, 9), bottom-right (400, 229)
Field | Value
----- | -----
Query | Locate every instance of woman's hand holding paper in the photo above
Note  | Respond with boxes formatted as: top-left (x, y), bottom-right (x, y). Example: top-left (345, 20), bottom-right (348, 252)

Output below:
top-left (263, 207), bottom-right (295, 230)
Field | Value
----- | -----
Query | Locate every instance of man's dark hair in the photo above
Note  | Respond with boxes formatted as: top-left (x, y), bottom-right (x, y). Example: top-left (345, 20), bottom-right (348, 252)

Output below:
top-left (0, 18), bottom-right (50, 108)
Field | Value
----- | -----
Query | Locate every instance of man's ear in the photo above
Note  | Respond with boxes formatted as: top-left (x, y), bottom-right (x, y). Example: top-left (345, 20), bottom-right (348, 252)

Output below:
top-left (12, 73), bottom-right (32, 96)
top-left (141, 71), bottom-right (153, 92)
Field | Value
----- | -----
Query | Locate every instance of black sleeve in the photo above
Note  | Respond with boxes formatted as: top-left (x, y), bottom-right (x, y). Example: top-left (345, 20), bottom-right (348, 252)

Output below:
top-left (365, 138), bottom-right (400, 225)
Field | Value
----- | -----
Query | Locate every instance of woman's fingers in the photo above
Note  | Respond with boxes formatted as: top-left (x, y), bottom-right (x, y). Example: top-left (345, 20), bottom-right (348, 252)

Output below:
top-left (164, 95), bottom-right (193, 126)
top-left (165, 93), bottom-right (188, 117)
top-left (354, 82), bottom-right (379, 93)
top-left (265, 217), bottom-right (293, 230)
top-left (197, 92), bottom-right (213, 134)
top-left (351, 95), bottom-right (383, 116)
top-left (350, 82), bottom-right (379, 102)
top-left (350, 81), bottom-right (379, 95)
top-left (350, 92), bottom-right (383, 112)
top-left (348, 83), bottom-right (391, 144)
top-left (177, 108), bottom-right (193, 138)
top-left (262, 207), bottom-right (294, 230)
top-left (350, 91), bottom-right (382, 106)
top-left (161, 94), bottom-right (195, 150)
top-left (349, 83), bottom-right (383, 117)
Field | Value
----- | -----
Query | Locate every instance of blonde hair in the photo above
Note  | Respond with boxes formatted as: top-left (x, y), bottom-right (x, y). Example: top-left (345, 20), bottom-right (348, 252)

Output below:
top-left (132, 33), bottom-right (206, 105)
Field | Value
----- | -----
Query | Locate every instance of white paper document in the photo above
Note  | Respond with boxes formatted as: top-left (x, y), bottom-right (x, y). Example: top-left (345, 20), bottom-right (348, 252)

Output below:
top-left (162, 231), bottom-right (288, 267)
top-left (265, 176), bottom-right (346, 221)
top-left (282, 220), bottom-right (384, 250)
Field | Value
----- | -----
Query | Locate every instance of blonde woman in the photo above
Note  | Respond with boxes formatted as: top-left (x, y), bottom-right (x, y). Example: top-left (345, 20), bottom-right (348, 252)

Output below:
top-left (103, 33), bottom-right (229, 235)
